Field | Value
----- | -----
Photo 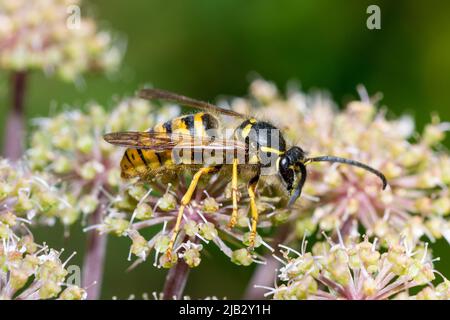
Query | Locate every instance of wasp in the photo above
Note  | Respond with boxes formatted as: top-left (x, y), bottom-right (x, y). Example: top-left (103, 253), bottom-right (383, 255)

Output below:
top-left (104, 88), bottom-right (387, 258)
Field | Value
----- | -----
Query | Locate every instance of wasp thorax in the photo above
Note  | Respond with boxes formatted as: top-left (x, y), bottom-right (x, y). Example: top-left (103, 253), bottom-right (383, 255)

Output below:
top-left (235, 119), bottom-right (287, 173)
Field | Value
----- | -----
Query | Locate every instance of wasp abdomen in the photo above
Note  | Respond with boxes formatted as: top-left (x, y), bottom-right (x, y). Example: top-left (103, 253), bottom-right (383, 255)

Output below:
top-left (120, 112), bottom-right (219, 178)
top-left (152, 112), bottom-right (219, 136)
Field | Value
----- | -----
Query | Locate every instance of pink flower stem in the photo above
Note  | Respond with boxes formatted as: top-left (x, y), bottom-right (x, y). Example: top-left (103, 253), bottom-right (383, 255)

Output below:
top-left (3, 71), bottom-right (27, 160)
top-left (162, 258), bottom-right (191, 299)
top-left (244, 224), bottom-right (291, 299)
top-left (317, 275), bottom-right (348, 297)
top-left (82, 194), bottom-right (108, 300)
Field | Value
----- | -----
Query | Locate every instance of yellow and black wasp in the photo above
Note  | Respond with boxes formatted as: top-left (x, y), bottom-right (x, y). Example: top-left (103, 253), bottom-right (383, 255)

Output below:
top-left (104, 88), bottom-right (387, 258)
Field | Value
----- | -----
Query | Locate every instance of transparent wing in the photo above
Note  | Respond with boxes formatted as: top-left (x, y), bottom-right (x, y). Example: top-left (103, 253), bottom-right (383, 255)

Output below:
top-left (104, 131), bottom-right (247, 153)
top-left (138, 88), bottom-right (246, 118)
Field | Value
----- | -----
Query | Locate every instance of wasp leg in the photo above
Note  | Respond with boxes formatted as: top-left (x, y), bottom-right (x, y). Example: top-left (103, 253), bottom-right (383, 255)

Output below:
top-left (166, 166), bottom-right (216, 258)
top-left (247, 167), bottom-right (261, 249)
top-left (228, 158), bottom-right (239, 228)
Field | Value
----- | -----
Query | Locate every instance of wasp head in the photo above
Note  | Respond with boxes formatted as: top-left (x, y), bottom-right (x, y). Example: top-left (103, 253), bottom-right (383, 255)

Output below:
top-left (278, 146), bottom-right (308, 206)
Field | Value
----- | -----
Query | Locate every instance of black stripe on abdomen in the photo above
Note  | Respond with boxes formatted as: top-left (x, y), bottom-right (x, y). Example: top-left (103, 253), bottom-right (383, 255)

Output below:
top-left (182, 115), bottom-right (195, 135)
top-left (137, 149), bottom-right (149, 167)
top-left (202, 113), bottom-right (219, 137)
top-left (163, 121), bottom-right (172, 133)
top-left (125, 150), bottom-right (134, 166)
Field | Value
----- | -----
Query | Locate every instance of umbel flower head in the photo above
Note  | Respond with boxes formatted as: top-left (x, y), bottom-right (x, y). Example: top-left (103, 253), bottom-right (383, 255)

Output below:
top-left (0, 158), bottom-right (70, 226)
top-left (259, 234), bottom-right (449, 300)
top-left (0, 206), bottom-right (85, 299)
top-left (27, 97), bottom-right (178, 227)
top-left (232, 79), bottom-right (450, 246)
top-left (49, 96), bottom-right (283, 269)
top-left (90, 173), bottom-right (281, 269)
top-left (0, 158), bottom-right (85, 299)
top-left (0, 182), bottom-right (86, 300)
top-left (25, 94), bottom-right (281, 269)
top-left (0, 0), bottom-right (122, 81)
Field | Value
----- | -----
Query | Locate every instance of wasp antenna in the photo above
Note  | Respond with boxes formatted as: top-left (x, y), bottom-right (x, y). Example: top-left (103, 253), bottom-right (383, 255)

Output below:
top-left (306, 156), bottom-right (387, 190)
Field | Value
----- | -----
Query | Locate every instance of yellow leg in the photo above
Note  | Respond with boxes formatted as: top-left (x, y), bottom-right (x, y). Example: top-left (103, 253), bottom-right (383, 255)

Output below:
top-left (228, 158), bottom-right (239, 228)
top-left (166, 167), bottom-right (215, 258)
top-left (247, 173), bottom-right (260, 248)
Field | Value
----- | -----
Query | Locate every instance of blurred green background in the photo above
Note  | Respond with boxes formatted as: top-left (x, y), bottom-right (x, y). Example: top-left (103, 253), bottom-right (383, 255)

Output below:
top-left (1, 0), bottom-right (450, 299)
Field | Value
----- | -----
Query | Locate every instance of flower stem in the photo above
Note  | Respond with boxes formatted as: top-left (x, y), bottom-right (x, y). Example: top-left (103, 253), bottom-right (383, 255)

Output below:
top-left (244, 224), bottom-right (291, 299)
top-left (3, 71), bottom-right (27, 160)
top-left (162, 259), bottom-right (191, 300)
top-left (82, 195), bottom-right (108, 300)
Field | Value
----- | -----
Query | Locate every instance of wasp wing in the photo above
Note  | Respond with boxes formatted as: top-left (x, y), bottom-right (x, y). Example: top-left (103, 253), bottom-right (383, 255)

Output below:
top-left (104, 131), bottom-right (247, 153)
top-left (104, 131), bottom-right (174, 151)
top-left (138, 88), bottom-right (246, 118)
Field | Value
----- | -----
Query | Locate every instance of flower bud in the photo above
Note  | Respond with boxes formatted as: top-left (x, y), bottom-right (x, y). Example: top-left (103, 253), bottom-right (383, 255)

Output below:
top-left (0, 182), bottom-right (13, 201)
top-left (182, 248), bottom-right (202, 268)
top-left (60, 286), bottom-right (87, 300)
top-left (362, 277), bottom-right (377, 296)
top-left (432, 197), bottom-right (450, 216)
top-left (183, 220), bottom-right (198, 237)
top-left (422, 124), bottom-right (445, 146)
top-left (154, 235), bottom-right (171, 253)
top-left (435, 280), bottom-right (450, 299)
top-left (199, 222), bottom-right (218, 240)
top-left (134, 203), bottom-right (153, 220)
top-left (107, 168), bottom-right (121, 187)
top-left (9, 268), bottom-right (29, 291)
top-left (76, 135), bottom-right (94, 154)
top-left (78, 195), bottom-right (99, 216)
top-left (61, 208), bottom-right (80, 226)
top-left (130, 232), bottom-right (149, 260)
top-left (202, 197), bottom-right (220, 213)
top-left (295, 218), bottom-right (317, 238)
top-left (39, 281), bottom-right (62, 299)
top-left (0, 223), bottom-right (10, 239)
top-left (79, 161), bottom-right (104, 181)
top-left (237, 208), bottom-right (250, 227)
top-left (128, 184), bottom-right (148, 201)
top-left (53, 156), bottom-right (73, 174)
top-left (0, 211), bottom-right (17, 226)
top-left (103, 217), bottom-right (130, 236)
top-left (159, 252), bottom-right (178, 268)
top-left (416, 287), bottom-right (438, 300)
top-left (231, 248), bottom-right (253, 266)
top-left (158, 193), bottom-right (177, 212)
top-left (14, 192), bottom-right (33, 213)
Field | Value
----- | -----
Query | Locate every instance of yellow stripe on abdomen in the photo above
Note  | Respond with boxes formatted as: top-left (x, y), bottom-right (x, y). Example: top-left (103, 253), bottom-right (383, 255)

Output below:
top-left (194, 112), bottom-right (206, 137)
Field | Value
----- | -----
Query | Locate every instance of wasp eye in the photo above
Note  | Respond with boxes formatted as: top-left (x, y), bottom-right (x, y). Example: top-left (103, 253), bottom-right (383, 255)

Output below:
top-left (279, 157), bottom-right (295, 191)
top-left (280, 157), bottom-right (289, 168)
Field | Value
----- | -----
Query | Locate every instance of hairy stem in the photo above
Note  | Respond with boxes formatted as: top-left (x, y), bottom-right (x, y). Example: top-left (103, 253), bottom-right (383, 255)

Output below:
top-left (162, 259), bottom-right (191, 300)
top-left (82, 195), bottom-right (108, 300)
top-left (244, 224), bottom-right (291, 299)
top-left (3, 71), bottom-right (27, 160)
